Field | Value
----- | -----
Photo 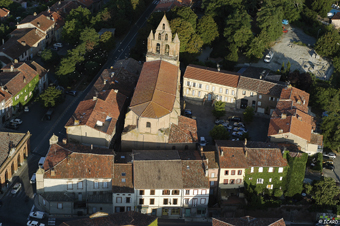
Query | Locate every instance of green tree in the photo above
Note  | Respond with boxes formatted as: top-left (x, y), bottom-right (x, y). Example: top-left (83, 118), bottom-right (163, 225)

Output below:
top-left (312, 177), bottom-right (340, 206)
top-left (304, 183), bottom-right (313, 195)
top-left (225, 43), bottom-right (239, 62)
top-left (80, 27), bottom-right (100, 51)
top-left (197, 15), bottom-right (219, 45)
top-left (212, 100), bottom-right (226, 118)
top-left (285, 153), bottom-right (308, 197)
top-left (99, 31), bottom-right (115, 50)
top-left (282, 0), bottom-right (301, 22)
top-left (246, 31), bottom-right (269, 59)
top-left (62, 19), bottom-right (82, 45)
top-left (315, 30), bottom-right (340, 57)
top-left (209, 125), bottom-right (230, 141)
top-left (170, 6), bottom-right (197, 29)
top-left (312, 87), bottom-right (339, 111)
top-left (333, 56), bottom-right (340, 73)
top-left (170, 18), bottom-right (196, 52)
top-left (36, 87), bottom-right (63, 108)
top-left (185, 33), bottom-right (204, 54)
top-left (311, 0), bottom-right (333, 17)
top-left (224, 9), bottom-right (253, 48)
top-left (321, 112), bottom-right (340, 151)
top-left (67, 6), bottom-right (91, 26)
top-left (243, 106), bottom-right (254, 124)
top-left (0, 23), bottom-right (9, 41)
top-left (274, 189), bottom-right (283, 198)
top-left (41, 49), bottom-right (60, 66)
top-left (0, 0), bottom-right (13, 8)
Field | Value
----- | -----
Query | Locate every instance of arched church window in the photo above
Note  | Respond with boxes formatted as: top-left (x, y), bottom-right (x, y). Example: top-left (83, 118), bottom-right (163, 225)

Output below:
top-left (163, 23), bottom-right (165, 30)
top-left (156, 43), bottom-right (160, 54)
top-left (146, 122), bottom-right (151, 128)
top-left (158, 33), bottom-right (161, 40)
top-left (165, 34), bottom-right (168, 41)
top-left (165, 44), bottom-right (169, 56)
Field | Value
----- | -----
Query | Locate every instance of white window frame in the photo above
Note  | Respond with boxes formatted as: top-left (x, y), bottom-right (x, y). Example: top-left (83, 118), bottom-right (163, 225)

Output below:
top-left (257, 178), bottom-right (264, 184)
top-left (278, 167), bottom-right (284, 173)
top-left (198, 91), bottom-right (201, 97)
top-left (198, 83), bottom-right (202, 89)
top-left (193, 190), bottom-right (198, 195)
top-left (57, 203), bottom-right (63, 209)
top-left (202, 190), bottom-right (206, 195)
top-left (258, 167), bottom-right (263, 173)
top-left (211, 172), bottom-right (215, 178)
top-left (280, 177), bottom-right (283, 181)
top-left (259, 95), bottom-right (262, 99)
top-left (94, 181), bottom-right (99, 189)
top-left (67, 182), bottom-right (73, 190)
top-left (232, 90), bottom-right (235, 95)
top-left (212, 86), bottom-right (215, 92)
top-left (77, 181), bottom-right (83, 189)
top-left (242, 91), bottom-right (246, 95)
top-left (268, 167), bottom-right (274, 173)
top-left (269, 178), bottom-right (272, 182)
top-left (258, 101), bottom-right (261, 106)
top-left (251, 167), bottom-right (254, 173)
top-left (219, 88), bottom-right (223, 93)
top-left (103, 181), bottom-right (108, 188)
top-left (186, 89), bottom-right (189, 95)
top-left (250, 92), bottom-right (254, 97)
top-left (206, 85), bottom-right (209, 90)
top-left (192, 90), bottom-right (195, 96)
top-left (224, 97), bottom-right (228, 102)
top-left (200, 198), bottom-right (206, 204)
top-left (116, 197), bottom-right (122, 203)
top-left (230, 98), bottom-right (234, 103)
top-left (225, 89), bottom-right (229, 94)
top-left (187, 81), bottom-right (190, 86)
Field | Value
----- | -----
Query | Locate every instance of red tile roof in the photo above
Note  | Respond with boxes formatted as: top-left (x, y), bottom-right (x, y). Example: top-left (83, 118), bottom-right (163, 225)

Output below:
top-left (310, 133), bottom-right (323, 146)
top-left (218, 147), bottom-right (248, 168)
top-left (279, 86), bottom-right (309, 113)
top-left (0, 62), bottom-right (39, 96)
top-left (169, 116), bottom-right (198, 143)
top-left (0, 88), bottom-right (12, 102)
top-left (19, 14), bottom-right (54, 32)
top-left (212, 217), bottom-right (286, 226)
top-left (43, 143), bottom-right (114, 179)
top-left (112, 163), bottom-right (134, 193)
top-left (184, 64), bottom-right (240, 88)
top-left (203, 151), bottom-right (219, 168)
top-left (238, 76), bottom-right (284, 96)
top-left (246, 148), bottom-right (288, 167)
top-left (66, 90), bottom-right (126, 135)
top-left (0, 8), bottom-right (10, 18)
top-left (130, 60), bottom-right (178, 118)
top-left (182, 160), bottom-right (210, 188)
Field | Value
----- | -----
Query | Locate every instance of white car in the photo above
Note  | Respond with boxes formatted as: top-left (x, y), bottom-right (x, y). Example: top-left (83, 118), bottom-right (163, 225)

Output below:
top-left (222, 122), bottom-right (229, 127)
top-left (264, 51), bottom-right (274, 63)
top-left (30, 173), bottom-right (36, 184)
top-left (24, 106), bottom-right (29, 112)
top-left (199, 137), bottom-right (207, 146)
top-left (27, 221), bottom-right (45, 226)
top-left (323, 152), bottom-right (336, 159)
top-left (29, 211), bottom-right (46, 219)
top-left (53, 43), bottom-right (62, 48)
top-left (10, 119), bottom-right (23, 124)
top-left (11, 183), bottom-right (22, 194)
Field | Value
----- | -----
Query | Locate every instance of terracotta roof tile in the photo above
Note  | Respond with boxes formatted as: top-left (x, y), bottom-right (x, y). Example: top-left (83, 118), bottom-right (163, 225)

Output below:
top-left (202, 151), bottom-right (219, 168)
top-left (130, 60), bottom-right (178, 118)
top-left (0, 8), bottom-right (9, 18)
top-left (28, 61), bottom-right (47, 78)
top-left (134, 160), bottom-right (183, 189)
top-left (0, 89), bottom-right (12, 102)
top-left (182, 160), bottom-right (209, 188)
top-left (212, 217), bottom-right (286, 226)
top-left (112, 163), bottom-right (134, 193)
top-left (184, 64), bottom-right (240, 88)
top-left (238, 76), bottom-right (284, 96)
top-left (0, 132), bottom-right (27, 167)
top-left (310, 133), bottom-right (323, 146)
top-left (246, 148), bottom-right (288, 167)
top-left (66, 90), bottom-right (126, 135)
top-left (218, 147), bottom-right (248, 168)
top-left (43, 143), bottom-right (114, 179)
top-left (30, 14), bottom-right (55, 31)
top-left (237, 76), bottom-right (261, 92)
top-left (279, 86), bottom-right (309, 113)
top-left (60, 211), bottom-right (157, 226)
top-left (169, 116), bottom-right (198, 143)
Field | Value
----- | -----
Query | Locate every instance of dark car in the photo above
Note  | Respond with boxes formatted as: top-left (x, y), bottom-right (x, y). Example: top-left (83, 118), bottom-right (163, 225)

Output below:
top-left (323, 163), bottom-right (335, 170)
top-left (228, 116), bottom-right (241, 122)
top-left (183, 109), bottom-right (192, 118)
top-left (4, 122), bottom-right (19, 130)
top-left (65, 90), bottom-right (77, 96)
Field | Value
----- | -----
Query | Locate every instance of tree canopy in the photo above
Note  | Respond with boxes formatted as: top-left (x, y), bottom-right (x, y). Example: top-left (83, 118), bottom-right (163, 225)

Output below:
top-left (212, 100), bottom-right (226, 118)
top-left (312, 177), bottom-right (340, 206)
top-left (197, 15), bottom-right (219, 45)
top-left (170, 6), bottom-right (198, 30)
top-left (210, 125), bottom-right (230, 141)
top-left (36, 86), bottom-right (63, 108)
top-left (243, 106), bottom-right (254, 124)
top-left (315, 30), bottom-right (340, 58)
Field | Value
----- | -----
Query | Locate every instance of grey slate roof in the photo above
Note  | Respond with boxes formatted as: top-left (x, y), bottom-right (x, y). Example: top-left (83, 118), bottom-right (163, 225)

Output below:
top-left (0, 132), bottom-right (26, 166)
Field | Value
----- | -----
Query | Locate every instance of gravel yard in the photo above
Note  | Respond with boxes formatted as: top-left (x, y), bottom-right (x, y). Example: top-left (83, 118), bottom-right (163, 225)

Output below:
top-left (237, 25), bottom-right (334, 80)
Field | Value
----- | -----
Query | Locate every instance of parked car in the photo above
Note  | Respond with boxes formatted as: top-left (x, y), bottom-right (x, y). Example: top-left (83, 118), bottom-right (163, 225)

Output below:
top-left (30, 173), bottom-right (36, 184)
top-left (53, 43), bottom-right (63, 48)
top-left (228, 116), bottom-right (241, 122)
top-left (226, 125), bottom-right (233, 130)
top-left (10, 119), bottom-right (23, 125)
top-left (264, 51), bottom-right (274, 63)
top-left (323, 152), bottom-right (336, 159)
top-left (65, 90), bottom-right (77, 96)
top-left (238, 127), bottom-right (248, 133)
top-left (199, 137), bottom-right (207, 146)
top-left (11, 183), bottom-right (22, 194)
top-left (323, 163), bottom-right (335, 170)
top-left (27, 221), bottom-right (45, 226)
top-left (29, 211), bottom-right (47, 219)
top-left (183, 109), bottom-right (192, 118)
top-left (222, 122), bottom-right (229, 127)
top-left (232, 131), bottom-right (244, 137)
top-left (4, 123), bottom-right (19, 130)
top-left (215, 119), bottom-right (224, 125)
top-left (233, 122), bottom-right (245, 127)
top-left (24, 106), bottom-right (29, 112)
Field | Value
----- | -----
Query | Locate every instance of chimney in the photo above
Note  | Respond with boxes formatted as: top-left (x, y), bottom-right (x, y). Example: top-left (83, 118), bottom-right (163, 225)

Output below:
top-left (51, 169), bottom-right (56, 176)
top-left (37, 22), bottom-right (40, 27)
top-left (51, 17), bottom-right (54, 21)
top-left (303, 100), bottom-right (306, 105)
top-left (111, 72), bottom-right (114, 78)
top-left (74, 119), bottom-right (79, 125)
top-left (104, 80), bottom-right (106, 85)
top-left (2, 39), bottom-right (4, 45)
top-left (1, 86), bottom-right (3, 91)
top-left (217, 63), bottom-right (220, 72)
top-left (91, 144), bottom-right (93, 150)
top-left (21, 41), bottom-right (26, 46)
top-left (10, 65), bottom-right (14, 72)
top-left (93, 96), bottom-right (97, 101)
top-left (259, 75), bottom-right (263, 79)
top-left (281, 113), bottom-right (286, 119)
top-left (62, 138), bottom-right (67, 144)
top-left (14, 59), bottom-right (18, 63)
top-left (114, 89), bottom-right (118, 93)
top-left (199, 146), bottom-right (203, 157)
top-left (48, 6), bottom-right (50, 13)
top-left (23, 76), bottom-right (26, 83)
top-left (220, 150), bottom-right (224, 156)
top-left (46, 16), bottom-right (50, 20)
top-left (244, 138), bottom-right (247, 146)
top-left (33, 12), bottom-right (37, 16)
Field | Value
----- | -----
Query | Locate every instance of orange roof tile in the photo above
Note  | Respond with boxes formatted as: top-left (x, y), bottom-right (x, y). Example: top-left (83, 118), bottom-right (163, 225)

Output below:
top-left (184, 64), bottom-right (240, 88)
top-left (280, 86), bottom-right (309, 113)
top-left (130, 60), bottom-right (178, 118)
top-left (169, 116), bottom-right (198, 143)
top-left (246, 148), bottom-right (288, 167)
top-left (113, 163), bottom-right (134, 193)
top-left (310, 133), bottom-right (323, 146)
top-left (0, 8), bottom-right (9, 18)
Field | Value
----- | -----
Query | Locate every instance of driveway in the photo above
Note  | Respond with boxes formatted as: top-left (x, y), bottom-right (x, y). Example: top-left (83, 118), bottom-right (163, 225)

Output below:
top-left (185, 102), bottom-right (269, 144)
top-left (237, 25), bottom-right (333, 80)
top-left (322, 153), bottom-right (340, 182)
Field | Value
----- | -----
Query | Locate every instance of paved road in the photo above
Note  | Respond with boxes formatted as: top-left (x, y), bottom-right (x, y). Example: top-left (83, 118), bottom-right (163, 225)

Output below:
top-left (0, 1), bottom-right (158, 225)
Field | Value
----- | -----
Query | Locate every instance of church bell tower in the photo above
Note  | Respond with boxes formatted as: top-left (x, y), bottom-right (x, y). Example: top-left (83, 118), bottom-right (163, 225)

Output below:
top-left (146, 15), bottom-right (180, 66)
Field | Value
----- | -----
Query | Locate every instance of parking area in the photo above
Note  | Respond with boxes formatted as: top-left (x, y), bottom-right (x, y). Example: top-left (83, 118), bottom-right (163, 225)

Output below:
top-left (237, 25), bottom-right (333, 80)
top-left (322, 153), bottom-right (340, 182)
top-left (185, 102), bottom-right (270, 144)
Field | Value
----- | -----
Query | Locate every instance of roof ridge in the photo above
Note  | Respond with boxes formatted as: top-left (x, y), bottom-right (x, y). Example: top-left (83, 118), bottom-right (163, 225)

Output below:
top-left (151, 101), bottom-right (172, 115)
top-left (44, 144), bottom-right (73, 173)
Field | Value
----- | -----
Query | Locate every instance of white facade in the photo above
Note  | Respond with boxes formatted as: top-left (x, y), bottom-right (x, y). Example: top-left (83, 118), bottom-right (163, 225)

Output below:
top-left (112, 193), bottom-right (135, 213)
top-left (43, 178), bottom-right (112, 193)
top-left (182, 188), bottom-right (209, 217)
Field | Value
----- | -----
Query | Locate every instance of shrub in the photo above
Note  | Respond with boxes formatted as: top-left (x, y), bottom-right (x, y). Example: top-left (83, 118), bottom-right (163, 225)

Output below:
top-left (274, 189), bottom-right (283, 198)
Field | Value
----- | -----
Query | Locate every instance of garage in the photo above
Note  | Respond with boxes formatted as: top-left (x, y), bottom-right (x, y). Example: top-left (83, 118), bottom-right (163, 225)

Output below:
top-left (257, 107), bottom-right (265, 113)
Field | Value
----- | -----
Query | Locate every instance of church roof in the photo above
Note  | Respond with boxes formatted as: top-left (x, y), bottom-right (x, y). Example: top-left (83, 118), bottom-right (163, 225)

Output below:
top-left (130, 60), bottom-right (178, 118)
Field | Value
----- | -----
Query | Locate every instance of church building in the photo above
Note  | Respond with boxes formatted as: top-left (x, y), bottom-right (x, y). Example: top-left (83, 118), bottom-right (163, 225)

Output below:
top-left (121, 15), bottom-right (198, 151)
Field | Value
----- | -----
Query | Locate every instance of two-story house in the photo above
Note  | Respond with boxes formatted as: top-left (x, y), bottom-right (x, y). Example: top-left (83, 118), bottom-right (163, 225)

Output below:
top-left (199, 146), bottom-right (219, 196)
top-left (36, 135), bottom-right (115, 215)
top-left (215, 140), bottom-right (288, 200)
top-left (121, 15), bottom-right (198, 151)
top-left (0, 62), bottom-right (46, 116)
top-left (236, 76), bottom-right (284, 114)
top-left (65, 89), bottom-right (127, 148)
top-left (183, 65), bottom-right (240, 110)
top-left (268, 85), bottom-right (323, 155)
top-left (0, 131), bottom-right (31, 191)
top-left (112, 152), bottom-right (135, 213)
